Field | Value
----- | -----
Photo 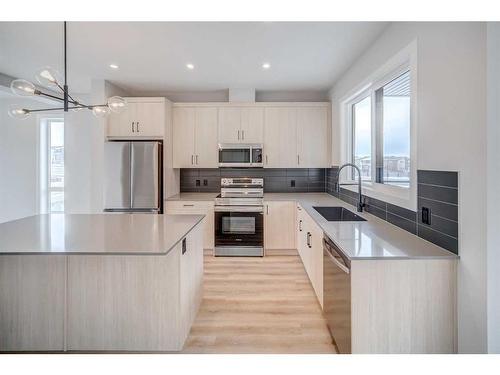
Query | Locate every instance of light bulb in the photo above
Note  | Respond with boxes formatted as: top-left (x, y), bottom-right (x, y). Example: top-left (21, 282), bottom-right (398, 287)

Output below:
top-left (10, 79), bottom-right (36, 96)
top-left (92, 106), bottom-right (110, 118)
top-left (35, 66), bottom-right (62, 88)
top-left (107, 96), bottom-right (127, 114)
top-left (7, 104), bottom-right (31, 120)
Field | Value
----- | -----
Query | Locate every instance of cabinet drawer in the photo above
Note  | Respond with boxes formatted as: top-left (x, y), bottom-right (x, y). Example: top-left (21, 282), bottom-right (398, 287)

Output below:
top-left (166, 201), bottom-right (214, 213)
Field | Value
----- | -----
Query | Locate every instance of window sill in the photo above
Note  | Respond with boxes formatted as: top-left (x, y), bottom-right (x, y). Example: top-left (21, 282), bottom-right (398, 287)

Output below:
top-left (339, 181), bottom-right (416, 211)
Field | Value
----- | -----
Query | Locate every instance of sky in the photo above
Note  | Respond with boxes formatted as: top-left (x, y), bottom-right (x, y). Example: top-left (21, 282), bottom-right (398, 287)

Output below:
top-left (354, 95), bottom-right (410, 157)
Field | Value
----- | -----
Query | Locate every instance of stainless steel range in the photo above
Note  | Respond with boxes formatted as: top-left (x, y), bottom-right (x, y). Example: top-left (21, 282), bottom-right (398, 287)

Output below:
top-left (214, 178), bottom-right (264, 257)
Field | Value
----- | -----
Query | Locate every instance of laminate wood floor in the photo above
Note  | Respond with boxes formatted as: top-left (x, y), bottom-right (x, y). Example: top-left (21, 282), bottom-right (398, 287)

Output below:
top-left (182, 254), bottom-right (337, 354)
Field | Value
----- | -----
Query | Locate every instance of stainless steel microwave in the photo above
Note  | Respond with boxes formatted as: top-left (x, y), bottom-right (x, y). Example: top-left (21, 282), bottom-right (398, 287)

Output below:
top-left (218, 144), bottom-right (263, 168)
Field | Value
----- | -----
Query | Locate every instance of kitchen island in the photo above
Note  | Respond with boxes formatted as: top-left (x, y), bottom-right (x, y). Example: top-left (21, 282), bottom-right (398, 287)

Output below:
top-left (0, 213), bottom-right (205, 352)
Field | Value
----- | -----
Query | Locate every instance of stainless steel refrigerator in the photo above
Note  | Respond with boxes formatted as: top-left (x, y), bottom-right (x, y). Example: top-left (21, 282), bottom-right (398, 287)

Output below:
top-left (104, 141), bottom-right (163, 213)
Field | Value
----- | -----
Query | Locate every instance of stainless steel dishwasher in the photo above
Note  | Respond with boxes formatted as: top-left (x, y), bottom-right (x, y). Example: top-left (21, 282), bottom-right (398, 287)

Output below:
top-left (323, 235), bottom-right (351, 354)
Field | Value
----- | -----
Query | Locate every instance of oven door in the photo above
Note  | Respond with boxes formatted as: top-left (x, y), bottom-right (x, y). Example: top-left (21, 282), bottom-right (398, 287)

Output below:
top-left (214, 206), bottom-right (264, 254)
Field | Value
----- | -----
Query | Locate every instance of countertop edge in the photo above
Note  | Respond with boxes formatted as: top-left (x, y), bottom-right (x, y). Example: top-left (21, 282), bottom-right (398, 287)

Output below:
top-left (0, 214), bottom-right (205, 256)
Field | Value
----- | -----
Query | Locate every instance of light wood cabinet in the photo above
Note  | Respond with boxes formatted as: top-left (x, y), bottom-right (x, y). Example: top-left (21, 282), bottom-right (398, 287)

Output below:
top-left (218, 107), bottom-right (264, 144)
top-left (218, 107), bottom-right (241, 143)
top-left (165, 200), bottom-right (215, 250)
top-left (296, 205), bottom-right (323, 307)
top-left (173, 107), bottom-right (218, 168)
top-left (179, 224), bottom-right (204, 344)
top-left (107, 98), bottom-right (165, 138)
top-left (172, 103), bottom-right (329, 168)
top-left (172, 107), bottom-right (196, 168)
top-left (0, 255), bottom-right (66, 351)
top-left (195, 107), bottom-right (218, 167)
top-left (66, 225), bottom-right (204, 352)
top-left (263, 106), bottom-right (329, 168)
top-left (296, 107), bottom-right (329, 168)
top-left (263, 107), bottom-right (297, 167)
top-left (264, 201), bottom-right (296, 250)
top-left (308, 214), bottom-right (324, 307)
top-left (296, 204), bottom-right (311, 270)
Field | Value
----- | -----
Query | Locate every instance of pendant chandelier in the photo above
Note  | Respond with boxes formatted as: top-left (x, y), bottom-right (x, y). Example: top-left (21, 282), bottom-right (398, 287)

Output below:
top-left (7, 21), bottom-right (127, 120)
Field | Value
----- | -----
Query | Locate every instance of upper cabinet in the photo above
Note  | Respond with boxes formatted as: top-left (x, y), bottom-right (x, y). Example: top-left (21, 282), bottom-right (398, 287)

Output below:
top-left (107, 97), bottom-right (165, 138)
top-left (173, 107), bottom-right (218, 168)
top-left (218, 107), bottom-right (264, 144)
top-left (264, 106), bottom-right (329, 168)
top-left (296, 107), bottom-right (329, 168)
top-left (171, 103), bottom-right (329, 169)
top-left (264, 107), bottom-right (297, 168)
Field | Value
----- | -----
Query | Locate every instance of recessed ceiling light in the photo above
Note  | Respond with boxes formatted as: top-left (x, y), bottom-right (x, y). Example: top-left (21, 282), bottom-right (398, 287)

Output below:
top-left (186, 63), bottom-right (195, 70)
top-left (109, 64), bottom-right (119, 69)
top-left (262, 63), bottom-right (271, 70)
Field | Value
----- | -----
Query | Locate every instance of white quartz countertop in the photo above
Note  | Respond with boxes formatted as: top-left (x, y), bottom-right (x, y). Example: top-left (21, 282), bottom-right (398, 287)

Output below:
top-left (278, 193), bottom-right (458, 260)
top-left (167, 192), bottom-right (458, 260)
top-left (0, 213), bottom-right (204, 255)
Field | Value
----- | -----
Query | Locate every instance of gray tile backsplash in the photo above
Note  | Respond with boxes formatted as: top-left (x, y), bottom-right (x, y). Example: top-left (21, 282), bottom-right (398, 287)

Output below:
top-left (180, 168), bottom-right (327, 193)
top-left (326, 167), bottom-right (459, 254)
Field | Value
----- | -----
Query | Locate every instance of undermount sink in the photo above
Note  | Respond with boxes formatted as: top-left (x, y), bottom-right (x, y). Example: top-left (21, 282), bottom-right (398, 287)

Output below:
top-left (313, 206), bottom-right (367, 222)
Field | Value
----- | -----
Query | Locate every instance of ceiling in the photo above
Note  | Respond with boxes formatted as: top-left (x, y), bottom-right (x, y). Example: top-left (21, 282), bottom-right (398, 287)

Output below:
top-left (0, 22), bottom-right (389, 95)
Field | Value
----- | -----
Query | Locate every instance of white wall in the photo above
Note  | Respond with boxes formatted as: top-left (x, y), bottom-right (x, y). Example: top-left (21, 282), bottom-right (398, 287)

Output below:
top-left (64, 80), bottom-right (130, 214)
top-left (63, 94), bottom-right (96, 213)
top-left (329, 22), bottom-right (487, 353)
top-left (487, 22), bottom-right (500, 353)
top-left (0, 97), bottom-right (41, 223)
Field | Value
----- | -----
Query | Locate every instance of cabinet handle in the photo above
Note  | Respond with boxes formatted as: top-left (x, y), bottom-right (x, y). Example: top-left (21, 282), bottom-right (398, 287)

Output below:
top-left (182, 238), bottom-right (187, 255)
top-left (191, 155), bottom-right (194, 165)
top-left (265, 155), bottom-right (268, 164)
top-left (136, 122), bottom-right (140, 132)
top-left (307, 232), bottom-right (312, 248)
top-left (266, 205), bottom-right (269, 215)
top-left (297, 155), bottom-right (300, 165)
top-left (183, 204), bottom-right (194, 207)
top-left (195, 155), bottom-right (199, 165)
top-left (132, 122), bottom-right (135, 132)
top-left (299, 219), bottom-right (303, 232)
top-left (237, 130), bottom-right (240, 140)
top-left (242, 130), bottom-right (244, 140)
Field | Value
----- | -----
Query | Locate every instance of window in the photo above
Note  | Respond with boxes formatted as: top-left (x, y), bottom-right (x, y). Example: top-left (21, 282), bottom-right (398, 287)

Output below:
top-left (352, 96), bottom-right (372, 181)
top-left (348, 68), bottom-right (412, 189)
top-left (376, 70), bottom-right (411, 187)
top-left (40, 118), bottom-right (64, 213)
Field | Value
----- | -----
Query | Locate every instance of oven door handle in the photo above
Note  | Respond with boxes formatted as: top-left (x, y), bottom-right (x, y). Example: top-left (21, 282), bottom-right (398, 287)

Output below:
top-left (214, 206), bottom-right (264, 213)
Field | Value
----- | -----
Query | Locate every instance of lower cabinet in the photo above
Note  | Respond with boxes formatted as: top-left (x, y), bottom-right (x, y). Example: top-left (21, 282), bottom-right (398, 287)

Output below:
top-left (296, 204), bottom-right (323, 308)
top-left (179, 223), bottom-right (204, 344)
top-left (264, 201), bottom-right (296, 250)
top-left (166, 200), bottom-right (214, 250)
top-left (66, 225), bottom-right (204, 352)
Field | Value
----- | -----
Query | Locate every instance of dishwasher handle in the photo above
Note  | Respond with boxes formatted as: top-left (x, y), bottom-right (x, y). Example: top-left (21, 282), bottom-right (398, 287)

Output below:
top-left (323, 238), bottom-right (350, 274)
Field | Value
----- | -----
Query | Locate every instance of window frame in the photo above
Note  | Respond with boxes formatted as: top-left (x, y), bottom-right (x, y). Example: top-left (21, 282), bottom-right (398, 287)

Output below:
top-left (340, 41), bottom-right (417, 211)
top-left (348, 91), bottom-right (373, 182)
top-left (38, 115), bottom-right (65, 213)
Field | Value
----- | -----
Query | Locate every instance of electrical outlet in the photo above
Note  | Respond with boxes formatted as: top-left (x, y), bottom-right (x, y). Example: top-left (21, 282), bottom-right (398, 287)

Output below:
top-left (195, 179), bottom-right (200, 186)
top-left (203, 179), bottom-right (208, 186)
top-left (422, 207), bottom-right (431, 225)
top-left (290, 179), bottom-right (296, 187)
